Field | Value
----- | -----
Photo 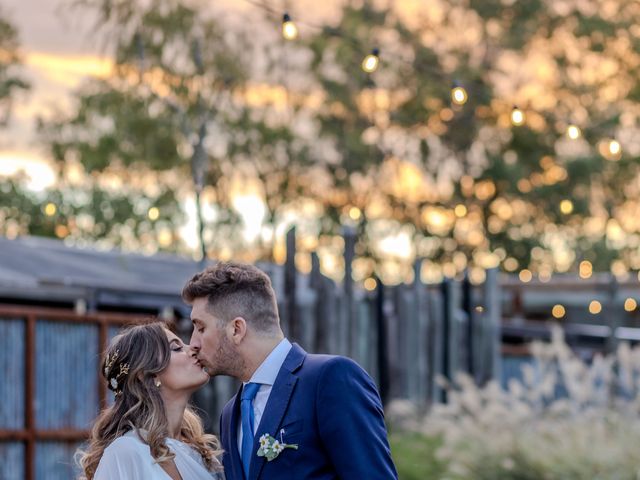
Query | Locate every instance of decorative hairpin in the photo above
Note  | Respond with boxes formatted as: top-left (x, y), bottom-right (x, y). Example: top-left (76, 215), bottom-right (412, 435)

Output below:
top-left (104, 350), bottom-right (119, 376)
top-left (104, 349), bottom-right (129, 396)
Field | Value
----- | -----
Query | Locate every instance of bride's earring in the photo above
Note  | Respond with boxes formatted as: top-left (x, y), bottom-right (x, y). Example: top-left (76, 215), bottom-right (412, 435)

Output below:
top-left (155, 379), bottom-right (162, 388)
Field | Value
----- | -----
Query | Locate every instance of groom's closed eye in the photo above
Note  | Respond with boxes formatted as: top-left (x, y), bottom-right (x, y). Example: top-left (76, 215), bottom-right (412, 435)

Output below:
top-left (192, 320), bottom-right (205, 333)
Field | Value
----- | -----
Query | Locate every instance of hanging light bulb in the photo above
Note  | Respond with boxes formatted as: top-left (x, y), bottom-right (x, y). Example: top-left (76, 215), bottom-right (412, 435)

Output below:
top-left (566, 124), bottom-right (581, 140)
top-left (598, 138), bottom-right (622, 160)
top-left (451, 84), bottom-right (468, 105)
top-left (609, 139), bottom-right (621, 155)
top-left (282, 13), bottom-right (298, 40)
top-left (362, 48), bottom-right (380, 73)
top-left (511, 106), bottom-right (525, 126)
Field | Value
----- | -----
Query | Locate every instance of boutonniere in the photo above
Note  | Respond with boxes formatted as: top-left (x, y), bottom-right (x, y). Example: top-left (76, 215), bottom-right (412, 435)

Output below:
top-left (257, 430), bottom-right (298, 461)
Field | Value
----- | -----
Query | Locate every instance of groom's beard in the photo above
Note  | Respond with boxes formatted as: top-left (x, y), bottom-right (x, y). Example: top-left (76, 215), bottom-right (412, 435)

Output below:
top-left (206, 334), bottom-right (244, 378)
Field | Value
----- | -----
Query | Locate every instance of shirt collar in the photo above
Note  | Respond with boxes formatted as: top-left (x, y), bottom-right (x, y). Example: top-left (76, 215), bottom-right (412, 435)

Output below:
top-left (245, 338), bottom-right (292, 387)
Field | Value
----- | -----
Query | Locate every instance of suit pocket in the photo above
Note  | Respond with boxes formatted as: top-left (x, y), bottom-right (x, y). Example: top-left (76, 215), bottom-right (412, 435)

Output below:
top-left (278, 418), bottom-right (304, 440)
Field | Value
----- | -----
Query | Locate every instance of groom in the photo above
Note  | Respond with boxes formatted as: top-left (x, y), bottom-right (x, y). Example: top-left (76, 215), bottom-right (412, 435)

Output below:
top-left (183, 261), bottom-right (398, 480)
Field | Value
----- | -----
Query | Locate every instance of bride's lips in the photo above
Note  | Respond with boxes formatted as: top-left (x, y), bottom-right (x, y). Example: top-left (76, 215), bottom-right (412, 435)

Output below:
top-left (193, 359), bottom-right (208, 374)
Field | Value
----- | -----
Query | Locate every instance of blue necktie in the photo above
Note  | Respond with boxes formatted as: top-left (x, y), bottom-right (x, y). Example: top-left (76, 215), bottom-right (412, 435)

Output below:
top-left (241, 382), bottom-right (261, 479)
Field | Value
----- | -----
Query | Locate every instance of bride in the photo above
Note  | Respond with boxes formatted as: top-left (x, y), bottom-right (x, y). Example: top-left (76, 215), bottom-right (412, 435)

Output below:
top-left (77, 322), bottom-right (223, 479)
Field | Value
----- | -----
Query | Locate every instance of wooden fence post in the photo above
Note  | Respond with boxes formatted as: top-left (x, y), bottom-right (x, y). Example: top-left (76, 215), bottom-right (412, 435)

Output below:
top-left (427, 283), bottom-right (444, 404)
top-left (482, 268), bottom-right (502, 384)
top-left (413, 259), bottom-right (429, 406)
top-left (462, 270), bottom-right (474, 376)
top-left (284, 226), bottom-right (297, 342)
top-left (441, 278), bottom-right (463, 401)
top-left (375, 277), bottom-right (390, 406)
top-left (310, 252), bottom-right (328, 353)
top-left (606, 274), bottom-right (620, 355)
top-left (343, 226), bottom-right (356, 358)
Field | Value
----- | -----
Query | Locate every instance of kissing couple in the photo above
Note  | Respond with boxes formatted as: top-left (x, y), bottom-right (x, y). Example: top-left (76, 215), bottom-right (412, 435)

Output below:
top-left (77, 262), bottom-right (398, 479)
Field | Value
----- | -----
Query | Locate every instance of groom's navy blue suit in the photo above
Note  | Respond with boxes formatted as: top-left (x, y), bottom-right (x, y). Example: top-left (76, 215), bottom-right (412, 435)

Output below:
top-left (220, 343), bottom-right (398, 480)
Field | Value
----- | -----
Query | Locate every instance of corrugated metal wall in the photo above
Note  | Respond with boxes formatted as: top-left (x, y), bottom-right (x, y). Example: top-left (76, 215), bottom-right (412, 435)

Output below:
top-left (0, 308), bottom-right (144, 480)
top-left (0, 318), bottom-right (25, 430)
top-left (35, 321), bottom-right (99, 430)
top-left (36, 442), bottom-right (82, 480)
top-left (0, 318), bottom-right (25, 480)
top-left (0, 443), bottom-right (25, 480)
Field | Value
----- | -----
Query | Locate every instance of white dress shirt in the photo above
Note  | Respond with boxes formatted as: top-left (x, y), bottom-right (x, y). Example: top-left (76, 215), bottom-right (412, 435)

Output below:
top-left (237, 338), bottom-right (293, 454)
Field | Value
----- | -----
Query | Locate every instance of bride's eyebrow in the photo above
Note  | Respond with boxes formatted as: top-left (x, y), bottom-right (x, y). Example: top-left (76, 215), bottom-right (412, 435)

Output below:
top-left (169, 338), bottom-right (183, 347)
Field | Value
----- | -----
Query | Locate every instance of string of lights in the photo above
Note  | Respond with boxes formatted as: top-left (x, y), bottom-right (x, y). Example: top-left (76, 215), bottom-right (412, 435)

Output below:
top-left (240, 0), bottom-right (625, 161)
top-left (35, 0), bottom-right (632, 289)
top-left (225, 2), bottom-right (640, 288)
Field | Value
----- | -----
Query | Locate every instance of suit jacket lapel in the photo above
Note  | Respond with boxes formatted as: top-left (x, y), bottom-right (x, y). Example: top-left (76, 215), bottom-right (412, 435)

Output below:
top-left (228, 389), bottom-right (244, 480)
top-left (248, 344), bottom-right (306, 480)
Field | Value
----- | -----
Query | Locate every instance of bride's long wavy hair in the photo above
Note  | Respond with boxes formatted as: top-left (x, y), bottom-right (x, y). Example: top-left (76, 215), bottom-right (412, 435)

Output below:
top-left (76, 322), bottom-right (221, 479)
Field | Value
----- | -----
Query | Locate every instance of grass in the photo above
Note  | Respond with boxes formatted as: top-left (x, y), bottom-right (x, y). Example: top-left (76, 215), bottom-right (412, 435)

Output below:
top-left (389, 431), bottom-right (447, 480)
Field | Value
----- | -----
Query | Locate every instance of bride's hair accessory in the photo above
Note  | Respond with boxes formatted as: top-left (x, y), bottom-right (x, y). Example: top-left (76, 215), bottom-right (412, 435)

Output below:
top-left (104, 349), bottom-right (130, 396)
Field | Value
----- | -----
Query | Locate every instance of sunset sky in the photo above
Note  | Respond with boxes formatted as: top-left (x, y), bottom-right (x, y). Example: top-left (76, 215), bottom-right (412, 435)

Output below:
top-left (5, 0), bottom-right (640, 283)
top-left (2, 0), bottom-right (365, 268)
top-left (2, 0), bottom-right (349, 187)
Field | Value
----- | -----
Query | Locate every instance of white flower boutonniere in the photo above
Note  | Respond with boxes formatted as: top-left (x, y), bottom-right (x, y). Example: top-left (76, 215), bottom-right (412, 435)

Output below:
top-left (257, 431), bottom-right (298, 461)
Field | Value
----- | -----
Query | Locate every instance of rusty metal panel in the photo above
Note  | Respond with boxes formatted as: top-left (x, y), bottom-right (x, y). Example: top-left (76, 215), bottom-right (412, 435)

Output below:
top-left (35, 321), bottom-right (99, 430)
top-left (35, 441), bottom-right (81, 480)
top-left (0, 442), bottom-right (25, 480)
top-left (0, 318), bottom-right (25, 430)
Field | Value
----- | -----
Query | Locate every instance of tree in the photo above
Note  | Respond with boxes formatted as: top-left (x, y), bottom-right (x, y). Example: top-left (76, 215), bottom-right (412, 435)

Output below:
top-left (39, 0), bottom-right (311, 261)
top-left (36, 0), bottom-right (640, 282)
top-left (290, 0), bottom-right (640, 281)
top-left (0, 7), bottom-right (30, 127)
top-left (0, 8), bottom-right (186, 253)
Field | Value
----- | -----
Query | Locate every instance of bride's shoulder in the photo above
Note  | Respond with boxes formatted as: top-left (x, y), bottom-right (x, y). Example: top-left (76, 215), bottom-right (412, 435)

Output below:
top-left (94, 433), bottom-right (153, 479)
top-left (103, 431), bottom-right (148, 457)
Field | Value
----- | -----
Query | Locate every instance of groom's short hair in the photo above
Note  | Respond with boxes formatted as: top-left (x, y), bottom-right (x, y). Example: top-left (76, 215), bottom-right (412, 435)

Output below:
top-left (182, 262), bottom-right (280, 333)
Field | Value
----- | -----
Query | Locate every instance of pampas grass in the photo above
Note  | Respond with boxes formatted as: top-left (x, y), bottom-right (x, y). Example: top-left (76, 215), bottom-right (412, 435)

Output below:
top-left (388, 327), bottom-right (640, 479)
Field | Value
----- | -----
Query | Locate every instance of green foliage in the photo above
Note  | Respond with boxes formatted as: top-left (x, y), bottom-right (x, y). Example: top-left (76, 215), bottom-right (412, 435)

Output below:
top-left (0, 8), bottom-right (30, 125)
top-left (389, 432), bottom-right (447, 480)
top-left (43, 85), bottom-right (183, 172)
top-left (390, 329), bottom-right (640, 479)
top-left (0, 176), bottom-right (185, 252)
top-left (19, 0), bottom-right (640, 278)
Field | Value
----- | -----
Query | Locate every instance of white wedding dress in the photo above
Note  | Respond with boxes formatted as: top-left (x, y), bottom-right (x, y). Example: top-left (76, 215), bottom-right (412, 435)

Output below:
top-left (94, 430), bottom-right (223, 479)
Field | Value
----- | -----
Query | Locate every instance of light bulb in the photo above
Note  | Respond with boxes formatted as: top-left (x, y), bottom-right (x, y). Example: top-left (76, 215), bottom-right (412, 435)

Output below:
top-left (451, 86), bottom-right (468, 105)
top-left (567, 124), bottom-right (581, 140)
top-left (282, 13), bottom-right (298, 40)
top-left (511, 106), bottom-right (525, 126)
top-left (362, 48), bottom-right (380, 73)
top-left (609, 139), bottom-right (621, 155)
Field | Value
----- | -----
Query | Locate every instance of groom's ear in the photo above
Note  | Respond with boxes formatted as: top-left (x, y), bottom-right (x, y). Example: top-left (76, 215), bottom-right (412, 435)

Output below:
top-left (228, 317), bottom-right (248, 344)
